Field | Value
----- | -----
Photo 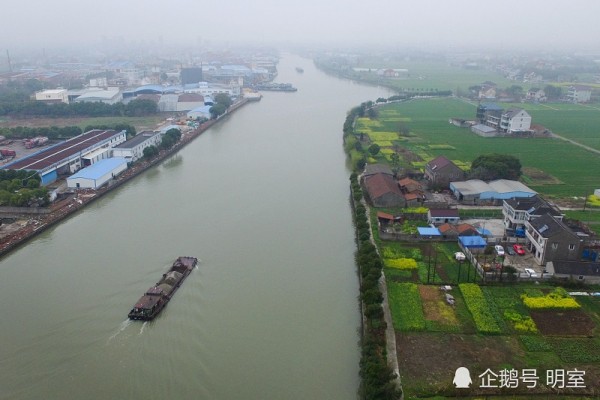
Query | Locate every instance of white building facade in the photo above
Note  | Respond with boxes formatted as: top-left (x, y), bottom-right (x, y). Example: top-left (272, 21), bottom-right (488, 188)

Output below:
top-left (567, 85), bottom-right (592, 103)
top-left (500, 109), bottom-right (532, 133)
top-left (112, 131), bottom-right (163, 162)
top-left (35, 89), bottom-right (69, 103)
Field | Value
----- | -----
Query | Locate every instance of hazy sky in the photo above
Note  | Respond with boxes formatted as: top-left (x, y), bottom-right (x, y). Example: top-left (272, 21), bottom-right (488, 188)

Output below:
top-left (2, 0), bottom-right (600, 52)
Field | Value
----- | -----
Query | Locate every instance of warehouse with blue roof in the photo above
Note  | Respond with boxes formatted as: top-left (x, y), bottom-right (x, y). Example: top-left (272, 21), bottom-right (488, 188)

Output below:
top-left (66, 157), bottom-right (128, 189)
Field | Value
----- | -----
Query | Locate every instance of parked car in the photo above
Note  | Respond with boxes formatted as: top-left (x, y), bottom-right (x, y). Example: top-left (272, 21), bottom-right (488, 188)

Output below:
top-left (494, 245), bottom-right (505, 257)
top-left (513, 244), bottom-right (526, 256)
top-left (506, 246), bottom-right (516, 256)
top-left (454, 252), bottom-right (466, 261)
top-left (524, 268), bottom-right (538, 277)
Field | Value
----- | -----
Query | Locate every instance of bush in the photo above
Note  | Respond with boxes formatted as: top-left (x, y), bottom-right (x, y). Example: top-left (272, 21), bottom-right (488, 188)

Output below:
top-left (521, 287), bottom-right (580, 310)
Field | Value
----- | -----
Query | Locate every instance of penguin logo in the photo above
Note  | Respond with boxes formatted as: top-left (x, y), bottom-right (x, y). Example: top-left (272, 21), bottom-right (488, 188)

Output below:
top-left (453, 367), bottom-right (472, 388)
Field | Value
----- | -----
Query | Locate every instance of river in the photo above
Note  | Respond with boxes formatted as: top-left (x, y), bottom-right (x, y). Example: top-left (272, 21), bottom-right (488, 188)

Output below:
top-left (0, 53), bottom-right (392, 400)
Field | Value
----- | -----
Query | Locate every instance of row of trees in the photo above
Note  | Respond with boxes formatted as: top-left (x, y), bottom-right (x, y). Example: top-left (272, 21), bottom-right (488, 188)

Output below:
top-left (0, 98), bottom-right (157, 118)
top-left (0, 170), bottom-right (48, 207)
top-left (469, 153), bottom-right (522, 181)
top-left (351, 174), bottom-right (402, 399)
top-left (142, 128), bottom-right (183, 160)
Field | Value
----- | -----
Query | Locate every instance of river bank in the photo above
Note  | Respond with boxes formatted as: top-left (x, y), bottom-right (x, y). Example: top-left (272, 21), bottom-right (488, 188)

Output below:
top-left (0, 98), bottom-right (249, 258)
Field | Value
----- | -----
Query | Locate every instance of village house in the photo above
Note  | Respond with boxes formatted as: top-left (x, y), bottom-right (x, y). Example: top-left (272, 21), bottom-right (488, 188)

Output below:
top-left (566, 85), bottom-right (592, 103)
top-left (362, 173), bottom-right (405, 208)
top-left (438, 223), bottom-right (479, 237)
top-left (525, 214), bottom-right (582, 266)
top-left (398, 177), bottom-right (425, 206)
top-left (503, 196), bottom-right (563, 234)
top-left (499, 108), bottom-right (532, 133)
top-left (427, 209), bottom-right (460, 225)
top-left (526, 88), bottom-right (546, 102)
top-left (424, 156), bottom-right (464, 188)
top-left (546, 261), bottom-right (600, 284)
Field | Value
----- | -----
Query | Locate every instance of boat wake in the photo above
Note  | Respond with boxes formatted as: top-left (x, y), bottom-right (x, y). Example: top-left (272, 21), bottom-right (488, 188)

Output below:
top-left (107, 319), bottom-right (132, 343)
top-left (139, 321), bottom-right (148, 335)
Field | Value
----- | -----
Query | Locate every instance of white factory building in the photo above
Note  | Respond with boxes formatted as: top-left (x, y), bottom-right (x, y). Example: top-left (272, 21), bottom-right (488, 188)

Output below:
top-left (112, 131), bottom-right (163, 162)
top-left (66, 157), bottom-right (128, 189)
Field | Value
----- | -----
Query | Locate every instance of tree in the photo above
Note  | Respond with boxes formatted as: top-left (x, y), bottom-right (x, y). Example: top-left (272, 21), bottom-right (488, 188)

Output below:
top-left (390, 153), bottom-right (400, 174)
top-left (506, 85), bottom-right (524, 101)
top-left (397, 122), bottom-right (410, 136)
top-left (470, 153), bottom-right (522, 180)
top-left (367, 107), bottom-right (378, 119)
top-left (209, 103), bottom-right (228, 119)
top-left (143, 145), bottom-right (159, 160)
top-left (544, 84), bottom-right (562, 100)
top-left (368, 144), bottom-right (380, 156)
top-left (214, 93), bottom-right (232, 108)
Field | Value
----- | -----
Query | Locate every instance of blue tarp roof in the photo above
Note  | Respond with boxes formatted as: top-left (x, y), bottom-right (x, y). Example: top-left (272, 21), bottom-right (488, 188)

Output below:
top-left (418, 227), bottom-right (441, 236)
top-left (477, 228), bottom-right (492, 236)
top-left (69, 158), bottom-right (127, 180)
top-left (459, 236), bottom-right (487, 248)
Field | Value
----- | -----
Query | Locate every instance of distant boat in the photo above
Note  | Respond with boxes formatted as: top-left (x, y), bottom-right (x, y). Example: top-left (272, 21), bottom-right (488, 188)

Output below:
top-left (295, 67), bottom-right (304, 73)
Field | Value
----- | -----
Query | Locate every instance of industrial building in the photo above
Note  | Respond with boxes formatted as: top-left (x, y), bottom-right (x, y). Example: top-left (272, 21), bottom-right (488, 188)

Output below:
top-left (73, 88), bottom-right (122, 104)
top-left (449, 179), bottom-right (536, 204)
top-left (112, 131), bottom-right (163, 162)
top-left (35, 89), bottom-right (69, 104)
top-left (3, 129), bottom-right (126, 185)
top-left (66, 157), bottom-right (128, 189)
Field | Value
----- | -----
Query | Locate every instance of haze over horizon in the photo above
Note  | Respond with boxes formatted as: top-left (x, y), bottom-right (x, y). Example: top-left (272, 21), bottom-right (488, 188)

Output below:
top-left (2, 0), bottom-right (600, 54)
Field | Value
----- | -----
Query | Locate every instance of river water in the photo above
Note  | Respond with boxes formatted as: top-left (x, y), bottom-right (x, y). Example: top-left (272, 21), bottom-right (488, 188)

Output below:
top-left (0, 54), bottom-right (392, 400)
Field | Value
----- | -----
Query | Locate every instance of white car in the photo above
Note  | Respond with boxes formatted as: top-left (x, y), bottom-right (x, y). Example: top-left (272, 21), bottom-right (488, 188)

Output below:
top-left (524, 268), bottom-right (538, 277)
top-left (454, 252), bottom-right (466, 261)
top-left (494, 245), bottom-right (505, 256)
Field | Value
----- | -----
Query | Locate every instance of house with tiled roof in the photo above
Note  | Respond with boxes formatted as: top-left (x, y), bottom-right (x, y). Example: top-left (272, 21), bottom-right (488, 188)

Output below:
top-left (438, 223), bottom-right (479, 237)
top-left (398, 177), bottom-right (424, 206)
top-left (362, 173), bottom-right (405, 208)
top-left (364, 163), bottom-right (394, 178)
top-left (424, 156), bottom-right (464, 188)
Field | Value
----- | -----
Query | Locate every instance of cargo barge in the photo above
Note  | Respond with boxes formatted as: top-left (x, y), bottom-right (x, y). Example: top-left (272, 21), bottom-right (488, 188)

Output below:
top-left (128, 256), bottom-right (198, 320)
top-left (252, 83), bottom-right (297, 92)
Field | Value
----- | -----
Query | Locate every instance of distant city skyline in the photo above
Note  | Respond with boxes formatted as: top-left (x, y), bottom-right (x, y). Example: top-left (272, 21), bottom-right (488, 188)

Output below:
top-left (2, 0), bottom-right (600, 53)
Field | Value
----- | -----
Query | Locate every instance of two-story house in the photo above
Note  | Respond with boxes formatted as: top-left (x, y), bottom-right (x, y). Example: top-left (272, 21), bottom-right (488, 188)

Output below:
top-left (503, 196), bottom-right (563, 234)
top-left (424, 156), bottom-right (464, 188)
top-left (525, 214), bottom-right (581, 266)
top-left (499, 108), bottom-right (532, 133)
top-left (566, 85), bottom-right (592, 103)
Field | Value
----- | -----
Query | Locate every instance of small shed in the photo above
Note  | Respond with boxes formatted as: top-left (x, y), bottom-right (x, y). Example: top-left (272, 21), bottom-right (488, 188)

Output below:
top-left (67, 157), bottom-right (128, 189)
top-left (418, 227), bottom-right (441, 238)
top-left (459, 235), bottom-right (487, 252)
top-left (428, 209), bottom-right (460, 225)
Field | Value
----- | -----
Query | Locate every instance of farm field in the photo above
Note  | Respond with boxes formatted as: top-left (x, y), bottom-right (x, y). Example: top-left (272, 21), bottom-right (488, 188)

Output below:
top-left (491, 102), bottom-right (600, 151)
top-left (390, 279), bottom-right (600, 398)
top-left (363, 97), bottom-right (600, 198)
top-left (346, 60), bottom-right (517, 92)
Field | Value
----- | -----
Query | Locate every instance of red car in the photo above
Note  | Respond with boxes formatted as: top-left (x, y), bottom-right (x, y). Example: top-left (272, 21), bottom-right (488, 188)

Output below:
top-left (513, 244), bottom-right (526, 256)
